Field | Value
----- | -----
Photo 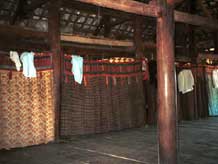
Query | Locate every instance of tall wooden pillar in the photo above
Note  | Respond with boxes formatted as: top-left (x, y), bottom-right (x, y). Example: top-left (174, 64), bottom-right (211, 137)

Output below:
top-left (48, 0), bottom-right (62, 140)
top-left (189, 0), bottom-right (197, 63)
top-left (214, 32), bottom-right (218, 54)
top-left (134, 16), bottom-right (144, 58)
top-left (157, 0), bottom-right (177, 164)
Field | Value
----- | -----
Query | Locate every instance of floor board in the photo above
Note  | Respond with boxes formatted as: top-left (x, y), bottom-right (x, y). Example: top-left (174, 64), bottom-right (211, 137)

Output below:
top-left (0, 117), bottom-right (218, 164)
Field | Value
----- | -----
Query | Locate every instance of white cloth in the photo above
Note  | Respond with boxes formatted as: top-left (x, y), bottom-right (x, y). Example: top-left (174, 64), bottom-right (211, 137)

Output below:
top-left (20, 52), bottom-right (37, 78)
top-left (178, 69), bottom-right (194, 94)
top-left (71, 55), bottom-right (83, 84)
top-left (212, 69), bottom-right (218, 88)
top-left (9, 51), bottom-right (21, 71)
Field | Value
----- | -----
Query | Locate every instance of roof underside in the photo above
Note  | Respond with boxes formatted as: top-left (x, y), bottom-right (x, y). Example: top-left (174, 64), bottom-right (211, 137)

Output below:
top-left (0, 0), bottom-right (218, 54)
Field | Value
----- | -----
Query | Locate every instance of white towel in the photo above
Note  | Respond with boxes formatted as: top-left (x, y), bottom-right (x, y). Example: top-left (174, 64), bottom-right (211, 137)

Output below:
top-left (178, 69), bottom-right (194, 94)
top-left (71, 55), bottom-right (83, 84)
top-left (20, 52), bottom-right (37, 78)
top-left (9, 51), bottom-right (21, 71)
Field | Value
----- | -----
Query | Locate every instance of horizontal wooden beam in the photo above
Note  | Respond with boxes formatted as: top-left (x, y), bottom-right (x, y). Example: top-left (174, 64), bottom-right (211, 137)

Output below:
top-left (61, 34), bottom-right (157, 49)
top-left (62, 43), bottom-right (134, 57)
top-left (64, 0), bottom-right (132, 19)
top-left (62, 42), bottom-right (134, 52)
top-left (61, 35), bottom-right (134, 47)
top-left (174, 11), bottom-right (218, 29)
top-left (76, 0), bottom-right (218, 29)
top-left (0, 25), bottom-right (47, 39)
top-left (0, 37), bottom-right (49, 52)
top-left (75, 0), bottom-right (159, 17)
top-left (0, 25), bottom-right (156, 53)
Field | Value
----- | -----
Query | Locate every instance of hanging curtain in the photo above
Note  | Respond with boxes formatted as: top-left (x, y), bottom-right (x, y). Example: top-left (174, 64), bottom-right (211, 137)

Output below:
top-left (206, 67), bottom-right (218, 116)
top-left (0, 69), bottom-right (55, 149)
top-left (61, 57), bottom-right (146, 136)
top-left (176, 65), bottom-right (209, 120)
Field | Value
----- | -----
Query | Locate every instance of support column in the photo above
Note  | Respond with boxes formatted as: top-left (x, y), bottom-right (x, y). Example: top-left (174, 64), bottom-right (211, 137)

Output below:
top-left (134, 16), bottom-right (144, 58)
top-left (157, 0), bottom-right (177, 164)
top-left (48, 0), bottom-right (62, 140)
top-left (189, 0), bottom-right (197, 63)
top-left (214, 32), bottom-right (218, 54)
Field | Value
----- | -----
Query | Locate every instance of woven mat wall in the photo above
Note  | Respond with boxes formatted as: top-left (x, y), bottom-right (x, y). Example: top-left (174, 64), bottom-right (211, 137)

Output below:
top-left (177, 67), bottom-right (209, 121)
top-left (61, 75), bottom-right (146, 137)
top-left (0, 70), bottom-right (55, 149)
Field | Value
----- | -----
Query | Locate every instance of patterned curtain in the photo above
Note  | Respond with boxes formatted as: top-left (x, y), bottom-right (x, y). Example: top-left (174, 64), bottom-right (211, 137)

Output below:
top-left (0, 70), bottom-right (55, 149)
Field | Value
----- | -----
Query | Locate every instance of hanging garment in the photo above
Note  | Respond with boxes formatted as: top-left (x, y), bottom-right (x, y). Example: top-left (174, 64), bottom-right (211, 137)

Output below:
top-left (71, 55), bottom-right (83, 84)
top-left (207, 73), bottom-right (218, 116)
top-left (9, 51), bottom-right (21, 71)
top-left (20, 52), bottom-right (37, 78)
top-left (178, 69), bottom-right (194, 94)
top-left (212, 69), bottom-right (218, 88)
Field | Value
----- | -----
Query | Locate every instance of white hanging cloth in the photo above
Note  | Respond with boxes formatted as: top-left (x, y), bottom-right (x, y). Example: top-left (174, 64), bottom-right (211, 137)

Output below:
top-left (212, 69), bottom-right (218, 88)
top-left (20, 52), bottom-right (37, 78)
top-left (9, 51), bottom-right (22, 71)
top-left (71, 55), bottom-right (83, 84)
top-left (178, 69), bottom-right (194, 94)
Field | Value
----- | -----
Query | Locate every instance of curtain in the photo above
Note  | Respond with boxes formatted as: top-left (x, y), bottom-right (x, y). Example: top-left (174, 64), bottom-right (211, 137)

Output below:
top-left (206, 68), bottom-right (218, 116)
top-left (61, 75), bottom-right (146, 136)
top-left (177, 66), bottom-right (209, 120)
top-left (0, 69), bottom-right (54, 149)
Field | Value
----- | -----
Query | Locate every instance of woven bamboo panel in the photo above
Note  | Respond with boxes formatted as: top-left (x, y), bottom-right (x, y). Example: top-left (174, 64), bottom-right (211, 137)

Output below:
top-left (0, 70), bottom-right (55, 149)
top-left (61, 75), bottom-right (146, 137)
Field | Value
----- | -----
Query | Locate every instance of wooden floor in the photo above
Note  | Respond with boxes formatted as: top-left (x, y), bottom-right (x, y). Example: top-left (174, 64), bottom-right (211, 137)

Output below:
top-left (0, 117), bottom-right (218, 164)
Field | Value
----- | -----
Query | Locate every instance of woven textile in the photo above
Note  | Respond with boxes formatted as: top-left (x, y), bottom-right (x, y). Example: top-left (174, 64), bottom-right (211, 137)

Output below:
top-left (61, 75), bottom-right (146, 137)
top-left (0, 70), bottom-right (55, 149)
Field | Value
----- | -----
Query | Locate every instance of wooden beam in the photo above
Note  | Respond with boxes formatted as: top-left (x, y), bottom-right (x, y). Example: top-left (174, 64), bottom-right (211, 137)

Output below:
top-left (75, 0), bottom-right (159, 17)
top-left (61, 35), bottom-right (134, 47)
top-left (48, 0), bottom-right (62, 140)
top-left (157, 0), bottom-right (177, 163)
top-left (0, 24), bottom-right (156, 51)
top-left (0, 37), bottom-right (49, 52)
top-left (0, 24), bottom-right (47, 39)
top-left (64, 0), bottom-right (132, 19)
top-left (62, 42), bottom-right (134, 52)
top-left (62, 44), bottom-right (134, 57)
top-left (76, 0), bottom-right (218, 29)
top-left (174, 11), bottom-right (218, 29)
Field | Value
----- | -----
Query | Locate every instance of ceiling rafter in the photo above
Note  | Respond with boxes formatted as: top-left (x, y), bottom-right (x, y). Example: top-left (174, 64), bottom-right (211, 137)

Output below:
top-left (10, 0), bottom-right (25, 25)
top-left (22, 0), bottom-right (48, 18)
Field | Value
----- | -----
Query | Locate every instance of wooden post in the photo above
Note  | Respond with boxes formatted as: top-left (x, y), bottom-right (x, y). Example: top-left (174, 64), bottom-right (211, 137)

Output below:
top-left (189, 0), bottom-right (197, 120)
top-left (134, 16), bottom-right (144, 58)
top-left (214, 32), bottom-right (218, 54)
top-left (157, 0), bottom-right (177, 164)
top-left (48, 0), bottom-right (62, 140)
top-left (189, 0), bottom-right (197, 63)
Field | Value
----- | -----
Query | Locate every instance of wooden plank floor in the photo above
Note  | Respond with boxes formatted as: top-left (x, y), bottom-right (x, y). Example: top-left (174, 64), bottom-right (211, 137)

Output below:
top-left (0, 117), bottom-right (218, 164)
